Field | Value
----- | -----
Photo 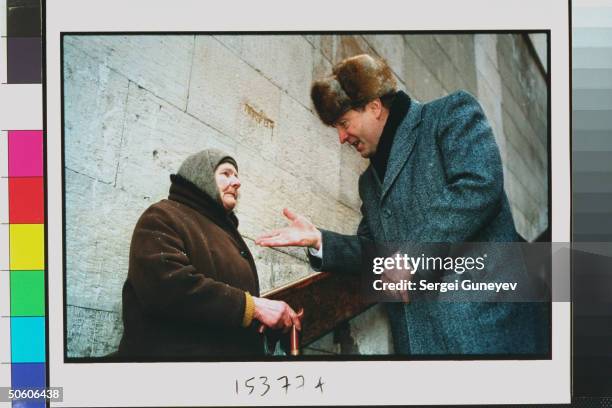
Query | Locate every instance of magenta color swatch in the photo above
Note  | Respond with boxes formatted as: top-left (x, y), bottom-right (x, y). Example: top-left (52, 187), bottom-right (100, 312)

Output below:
top-left (8, 130), bottom-right (43, 177)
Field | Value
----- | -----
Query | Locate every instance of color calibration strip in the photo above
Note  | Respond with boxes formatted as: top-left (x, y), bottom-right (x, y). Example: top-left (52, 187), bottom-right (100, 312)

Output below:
top-left (1, 131), bottom-right (45, 407)
top-left (1, 1), bottom-right (45, 407)
top-left (572, 1), bottom-right (612, 400)
top-left (4, 0), bottom-right (42, 84)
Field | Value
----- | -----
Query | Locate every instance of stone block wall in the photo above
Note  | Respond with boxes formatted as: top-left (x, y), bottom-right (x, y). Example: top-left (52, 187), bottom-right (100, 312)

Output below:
top-left (64, 33), bottom-right (548, 357)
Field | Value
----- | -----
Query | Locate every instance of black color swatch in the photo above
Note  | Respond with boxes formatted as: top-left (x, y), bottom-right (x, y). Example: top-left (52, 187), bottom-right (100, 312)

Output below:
top-left (7, 0), bottom-right (40, 37)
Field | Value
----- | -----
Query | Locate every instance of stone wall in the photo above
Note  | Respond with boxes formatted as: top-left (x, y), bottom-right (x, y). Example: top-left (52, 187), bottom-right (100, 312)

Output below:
top-left (64, 33), bottom-right (548, 357)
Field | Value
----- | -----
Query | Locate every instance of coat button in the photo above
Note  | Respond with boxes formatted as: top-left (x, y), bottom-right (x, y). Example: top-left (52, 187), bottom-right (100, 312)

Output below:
top-left (240, 250), bottom-right (249, 258)
top-left (383, 209), bottom-right (391, 218)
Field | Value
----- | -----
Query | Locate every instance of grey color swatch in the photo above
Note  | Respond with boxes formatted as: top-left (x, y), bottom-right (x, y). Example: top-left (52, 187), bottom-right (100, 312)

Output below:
top-left (573, 110), bottom-right (612, 131)
top-left (573, 192), bottom-right (612, 212)
top-left (573, 68), bottom-right (612, 89)
top-left (573, 131), bottom-right (612, 151)
top-left (573, 172), bottom-right (612, 193)
top-left (574, 152), bottom-right (612, 172)
top-left (7, 37), bottom-right (42, 84)
top-left (573, 89), bottom-right (612, 109)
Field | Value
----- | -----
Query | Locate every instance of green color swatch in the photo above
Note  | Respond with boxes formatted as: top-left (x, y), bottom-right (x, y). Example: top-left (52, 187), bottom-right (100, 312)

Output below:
top-left (10, 270), bottom-right (45, 316)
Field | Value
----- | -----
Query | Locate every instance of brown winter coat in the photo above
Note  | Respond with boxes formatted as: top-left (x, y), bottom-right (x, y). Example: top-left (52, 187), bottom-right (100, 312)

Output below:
top-left (118, 175), bottom-right (264, 358)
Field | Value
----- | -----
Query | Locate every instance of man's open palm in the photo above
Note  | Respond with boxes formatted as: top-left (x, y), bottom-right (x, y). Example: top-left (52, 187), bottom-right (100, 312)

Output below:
top-left (255, 208), bottom-right (322, 249)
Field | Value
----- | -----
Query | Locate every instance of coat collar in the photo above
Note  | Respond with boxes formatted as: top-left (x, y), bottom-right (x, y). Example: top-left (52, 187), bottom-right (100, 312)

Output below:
top-left (374, 98), bottom-right (424, 201)
top-left (370, 91), bottom-right (411, 180)
top-left (168, 174), bottom-right (239, 231)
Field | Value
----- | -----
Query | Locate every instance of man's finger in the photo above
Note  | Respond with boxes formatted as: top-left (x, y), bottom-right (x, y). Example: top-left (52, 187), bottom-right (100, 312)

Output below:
top-left (255, 229), bottom-right (282, 242)
top-left (256, 236), bottom-right (299, 247)
top-left (283, 208), bottom-right (298, 222)
top-left (255, 231), bottom-right (278, 240)
top-left (256, 238), bottom-right (286, 247)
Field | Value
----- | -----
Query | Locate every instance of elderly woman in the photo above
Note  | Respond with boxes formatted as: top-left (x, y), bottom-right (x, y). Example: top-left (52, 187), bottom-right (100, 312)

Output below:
top-left (118, 148), bottom-right (300, 358)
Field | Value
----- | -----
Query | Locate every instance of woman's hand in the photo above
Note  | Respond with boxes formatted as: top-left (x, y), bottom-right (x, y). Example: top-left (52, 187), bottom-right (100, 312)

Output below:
top-left (252, 297), bottom-right (301, 333)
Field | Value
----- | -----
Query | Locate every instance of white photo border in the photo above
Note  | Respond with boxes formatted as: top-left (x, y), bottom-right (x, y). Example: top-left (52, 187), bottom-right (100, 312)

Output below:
top-left (46, 0), bottom-right (571, 406)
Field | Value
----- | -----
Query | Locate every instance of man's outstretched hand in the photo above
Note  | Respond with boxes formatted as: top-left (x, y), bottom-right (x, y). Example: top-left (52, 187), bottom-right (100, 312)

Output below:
top-left (255, 208), bottom-right (322, 250)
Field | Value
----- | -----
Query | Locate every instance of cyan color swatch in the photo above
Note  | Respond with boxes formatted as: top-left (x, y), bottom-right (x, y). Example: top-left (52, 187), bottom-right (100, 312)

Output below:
top-left (10, 317), bottom-right (45, 363)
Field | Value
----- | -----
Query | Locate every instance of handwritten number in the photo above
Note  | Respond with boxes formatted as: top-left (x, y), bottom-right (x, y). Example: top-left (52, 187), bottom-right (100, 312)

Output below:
top-left (315, 377), bottom-right (325, 393)
top-left (259, 376), bottom-right (270, 396)
top-left (277, 375), bottom-right (290, 394)
top-left (245, 377), bottom-right (255, 395)
top-left (236, 375), bottom-right (324, 396)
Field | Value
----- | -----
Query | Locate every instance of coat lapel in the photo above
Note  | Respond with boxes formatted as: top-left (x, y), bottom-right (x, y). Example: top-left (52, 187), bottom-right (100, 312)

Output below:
top-left (380, 99), bottom-right (424, 201)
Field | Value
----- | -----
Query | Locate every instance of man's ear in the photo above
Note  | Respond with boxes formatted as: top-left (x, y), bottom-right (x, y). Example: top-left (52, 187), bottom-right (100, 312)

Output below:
top-left (367, 98), bottom-right (383, 118)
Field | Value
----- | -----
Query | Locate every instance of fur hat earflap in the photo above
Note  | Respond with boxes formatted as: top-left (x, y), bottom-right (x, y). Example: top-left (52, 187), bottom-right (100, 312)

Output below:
top-left (311, 54), bottom-right (397, 126)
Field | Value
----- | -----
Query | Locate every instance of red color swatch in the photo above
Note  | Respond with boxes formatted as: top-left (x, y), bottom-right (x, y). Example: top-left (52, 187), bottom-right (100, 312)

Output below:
top-left (9, 177), bottom-right (44, 223)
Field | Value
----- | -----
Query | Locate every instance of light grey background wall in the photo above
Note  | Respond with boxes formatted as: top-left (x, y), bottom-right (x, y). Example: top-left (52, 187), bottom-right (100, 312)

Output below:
top-left (64, 33), bottom-right (548, 357)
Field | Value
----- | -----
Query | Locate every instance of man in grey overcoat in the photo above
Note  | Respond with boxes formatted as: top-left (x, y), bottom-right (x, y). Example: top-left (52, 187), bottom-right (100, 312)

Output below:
top-left (257, 54), bottom-right (547, 355)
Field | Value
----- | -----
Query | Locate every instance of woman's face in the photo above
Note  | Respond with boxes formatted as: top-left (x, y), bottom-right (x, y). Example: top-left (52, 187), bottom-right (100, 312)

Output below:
top-left (214, 162), bottom-right (240, 211)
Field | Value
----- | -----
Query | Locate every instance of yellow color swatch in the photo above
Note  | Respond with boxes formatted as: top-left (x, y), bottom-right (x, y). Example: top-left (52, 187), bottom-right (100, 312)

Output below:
top-left (10, 224), bottom-right (44, 270)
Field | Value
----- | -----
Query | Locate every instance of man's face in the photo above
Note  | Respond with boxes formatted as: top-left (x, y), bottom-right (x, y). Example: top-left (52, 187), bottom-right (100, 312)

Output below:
top-left (334, 100), bottom-right (385, 158)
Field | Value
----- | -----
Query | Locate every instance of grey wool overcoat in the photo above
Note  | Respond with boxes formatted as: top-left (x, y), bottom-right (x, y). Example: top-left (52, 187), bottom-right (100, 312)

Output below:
top-left (310, 90), bottom-right (548, 355)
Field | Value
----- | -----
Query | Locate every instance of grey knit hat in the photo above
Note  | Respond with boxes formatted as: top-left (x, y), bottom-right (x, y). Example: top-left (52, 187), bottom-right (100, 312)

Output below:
top-left (176, 148), bottom-right (238, 202)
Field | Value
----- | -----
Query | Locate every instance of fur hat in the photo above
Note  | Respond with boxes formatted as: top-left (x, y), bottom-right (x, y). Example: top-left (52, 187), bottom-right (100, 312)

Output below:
top-left (311, 54), bottom-right (397, 126)
top-left (176, 148), bottom-right (238, 203)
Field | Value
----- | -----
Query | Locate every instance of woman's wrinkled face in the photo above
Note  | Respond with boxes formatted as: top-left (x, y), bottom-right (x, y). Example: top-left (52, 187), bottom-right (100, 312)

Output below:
top-left (214, 162), bottom-right (240, 211)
